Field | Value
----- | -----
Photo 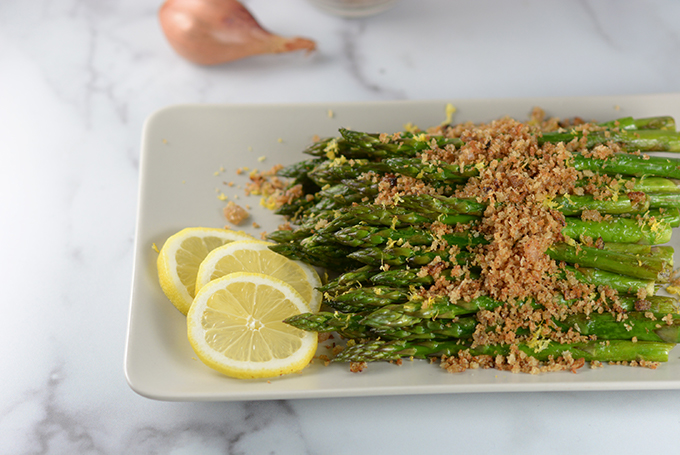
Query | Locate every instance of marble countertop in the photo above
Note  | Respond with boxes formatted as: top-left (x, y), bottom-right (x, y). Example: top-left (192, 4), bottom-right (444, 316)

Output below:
top-left (3, 0), bottom-right (680, 453)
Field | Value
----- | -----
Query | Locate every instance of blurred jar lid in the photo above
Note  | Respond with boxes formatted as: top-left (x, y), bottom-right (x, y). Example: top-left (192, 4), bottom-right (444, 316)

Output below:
top-left (307, 0), bottom-right (399, 17)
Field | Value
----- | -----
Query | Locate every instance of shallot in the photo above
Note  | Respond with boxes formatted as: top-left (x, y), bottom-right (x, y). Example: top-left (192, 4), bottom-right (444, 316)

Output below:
top-left (159, 0), bottom-right (316, 65)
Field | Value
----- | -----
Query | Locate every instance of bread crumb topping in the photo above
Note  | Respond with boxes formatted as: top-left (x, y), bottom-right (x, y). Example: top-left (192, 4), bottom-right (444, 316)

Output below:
top-left (370, 115), bottom-right (646, 373)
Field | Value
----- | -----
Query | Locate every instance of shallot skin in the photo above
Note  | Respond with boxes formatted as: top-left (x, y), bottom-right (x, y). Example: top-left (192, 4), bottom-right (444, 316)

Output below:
top-left (159, 0), bottom-right (316, 65)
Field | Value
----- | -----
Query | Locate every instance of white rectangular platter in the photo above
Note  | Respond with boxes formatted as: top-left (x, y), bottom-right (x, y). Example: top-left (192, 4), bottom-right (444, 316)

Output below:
top-left (125, 94), bottom-right (680, 401)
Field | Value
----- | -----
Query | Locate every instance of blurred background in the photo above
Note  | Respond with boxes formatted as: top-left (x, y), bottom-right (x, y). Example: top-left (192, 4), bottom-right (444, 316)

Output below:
top-left (2, 0), bottom-right (680, 453)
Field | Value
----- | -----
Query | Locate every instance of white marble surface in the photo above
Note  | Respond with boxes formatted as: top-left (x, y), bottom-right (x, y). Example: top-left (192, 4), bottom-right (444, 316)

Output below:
top-left (3, 0), bottom-right (680, 453)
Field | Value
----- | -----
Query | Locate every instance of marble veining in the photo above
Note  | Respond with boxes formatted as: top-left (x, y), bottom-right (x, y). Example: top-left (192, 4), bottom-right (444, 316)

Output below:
top-left (4, 0), bottom-right (680, 453)
top-left (122, 402), bottom-right (310, 455)
top-left (576, 0), bottom-right (616, 48)
top-left (341, 20), bottom-right (406, 99)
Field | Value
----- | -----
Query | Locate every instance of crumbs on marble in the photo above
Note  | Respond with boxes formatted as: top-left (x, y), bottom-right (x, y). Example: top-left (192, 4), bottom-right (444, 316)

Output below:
top-left (327, 109), bottom-right (334, 118)
top-left (258, 156), bottom-right (266, 162)
top-left (162, 139), bottom-right (169, 144)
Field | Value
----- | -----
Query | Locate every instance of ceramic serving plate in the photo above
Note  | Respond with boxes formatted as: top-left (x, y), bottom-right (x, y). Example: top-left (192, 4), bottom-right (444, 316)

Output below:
top-left (125, 94), bottom-right (680, 401)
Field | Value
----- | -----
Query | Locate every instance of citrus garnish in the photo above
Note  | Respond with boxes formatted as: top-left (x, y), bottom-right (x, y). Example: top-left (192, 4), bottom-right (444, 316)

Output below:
top-left (187, 272), bottom-right (318, 379)
top-left (195, 239), bottom-right (322, 312)
top-left (157, 227), bottom-right (254, 315)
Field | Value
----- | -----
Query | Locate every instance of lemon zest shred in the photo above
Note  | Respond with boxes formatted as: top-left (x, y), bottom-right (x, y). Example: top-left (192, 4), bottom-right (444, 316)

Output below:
top-left (666, 285), bottom-right (680, 295)
top-left (527, 325), bottom-right (551, 353)
top-left (443, 103), bottom-right (457, 125)
top-left (403, 122), bottom-right (419, 133)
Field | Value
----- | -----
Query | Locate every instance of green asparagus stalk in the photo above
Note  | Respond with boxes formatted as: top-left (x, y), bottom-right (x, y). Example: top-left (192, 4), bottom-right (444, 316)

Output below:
top-left (579, 176), bottom-right (680, 194)
top-left (562, 212), bottom-right (673, 245)
top-left (347, 246), bottom-right (474, 267)
top-left (284, 311), bottom-right (477, 340)
top-left (318, 265), bottom-right (378, 294)
top-left (552, 312), bottom-right (680, 344)
top-left (547, 242), bottom-right (672, 282)
top-left (648, 192), bottom-right (680, 210)
top-left (304, 116), bottom-right (680, 160)
top-left (332, 213), bottom-right (673, 248)
top-left (327, 286), bottom-right (412, 309)
top-left (540, 129), bottom-right (680, 152)
top-left (560, 266), bottom-right (655, 296)
top-left (600, 116), bottom-right (676, 131)
top-left (381, 294), bottom-right (679, 319)
top-left (332, 339), bottom-right (674, 363)
top-left (571, 153), bottom-right (680, 179)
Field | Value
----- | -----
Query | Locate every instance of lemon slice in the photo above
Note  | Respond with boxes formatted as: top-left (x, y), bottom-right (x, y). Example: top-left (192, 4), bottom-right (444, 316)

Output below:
top-left (187, 272), bottom-right (318, 379)
top-left (157, 227), bottom-right (254, 315)
top-left (195, 239), bottom-right (322, 313)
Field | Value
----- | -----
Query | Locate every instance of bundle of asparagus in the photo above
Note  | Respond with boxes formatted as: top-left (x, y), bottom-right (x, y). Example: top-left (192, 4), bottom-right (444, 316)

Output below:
top-left (267, 111), bottom-right (680, 372)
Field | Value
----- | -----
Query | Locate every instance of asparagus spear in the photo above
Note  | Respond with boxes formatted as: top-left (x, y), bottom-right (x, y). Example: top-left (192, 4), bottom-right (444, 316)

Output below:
top-left (598, 116), bottom-right (676, 131)
top-left (347, 246), bottom-right (474, 267)
top-left (540, 129), bottom-right (680, 153)
top-left (345, 241), bottom-right (669, 281)
top-left (560, 266), bottom-right (655, 296)
top-left (562, 213), bottom-right (673, 245)
top-left (285, 311), bottom-right (478, 340)
top-left (381, 294), bottom-right (680, 319)
top-left (334, 225), bottom-right (486, 248)
top-left (547, 243), bottom-right (672, 282)
top-left (318, 265), bottom-right (378, 294)
top-left (332, 213), bottom-right (674, 248)
top-left (553, 312), bottom-right (680, 344)
top-left (369, 267), bottom-right (477, 287)
top-left (649, 193), bottom-right (680, 210)
top-left (327, 286), bottom-right (412, 309)
top-left (332, 339), bottom-right (674, 363)
top-left (577, 176), bottom-right (680, 194)
top-left (571, 153), bottom-right (680, 179)
top-left (303, 116), bottom-right (680, 160)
